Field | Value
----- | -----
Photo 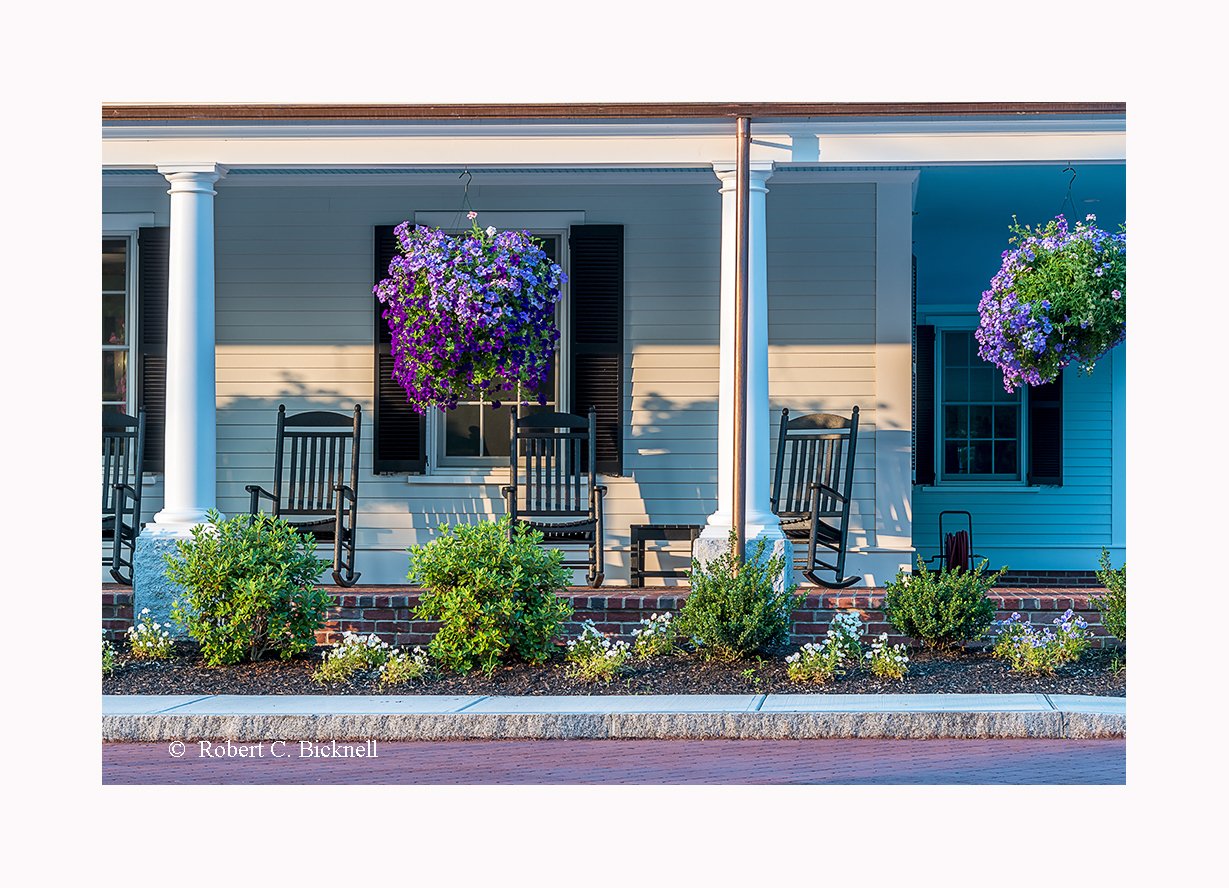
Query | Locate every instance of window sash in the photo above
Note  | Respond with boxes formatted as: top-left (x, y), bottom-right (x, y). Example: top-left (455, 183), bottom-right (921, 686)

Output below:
top-left (102, 234), bottom-right (137, 414)
top-left (937, 328), bottom-right (1026, 482)
top-left (433, 231), bottom-right (567, 468)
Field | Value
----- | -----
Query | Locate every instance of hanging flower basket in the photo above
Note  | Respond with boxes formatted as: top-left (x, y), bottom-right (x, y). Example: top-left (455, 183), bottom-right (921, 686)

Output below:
top-left (975, 214), bottom-right (1125, 392)
top-left (374, 214), bottom-right (566, 412)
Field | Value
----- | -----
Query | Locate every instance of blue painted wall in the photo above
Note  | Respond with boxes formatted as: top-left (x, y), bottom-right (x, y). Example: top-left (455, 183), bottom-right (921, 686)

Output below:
top-left (911, 164), bottom-right (1126, 572)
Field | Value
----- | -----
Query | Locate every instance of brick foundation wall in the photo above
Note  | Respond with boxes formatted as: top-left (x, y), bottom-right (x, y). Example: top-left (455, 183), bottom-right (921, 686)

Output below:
top-left (102, 588), bottom-right (134, 641)
top-left (104, 583), bottom-right (1121, 649)
top-left (995, 570), bottom-right (1101, 588)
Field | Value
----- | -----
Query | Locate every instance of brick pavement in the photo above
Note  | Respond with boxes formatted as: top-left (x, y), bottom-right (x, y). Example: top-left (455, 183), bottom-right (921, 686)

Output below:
top-left (102, 738), bottom-right (1125, 784)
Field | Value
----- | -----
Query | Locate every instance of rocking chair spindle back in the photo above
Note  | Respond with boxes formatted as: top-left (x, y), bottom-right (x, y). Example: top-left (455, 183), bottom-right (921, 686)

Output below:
top-left (102, 409), bottom-right (145, 585)
top-left (770, 406), bottom-right (862, 588)
top-left (502, 407), bottom-right (607, 586)
top-left (246, 404), bottom-right (363, 586)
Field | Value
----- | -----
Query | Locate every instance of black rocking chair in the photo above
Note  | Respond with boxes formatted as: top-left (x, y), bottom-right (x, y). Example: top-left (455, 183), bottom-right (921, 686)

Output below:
top-left (102, 409), bottom-right (145, 585)
top-left (245, 404), bottom-right (362, 587)
top-left (770, 406), bottom-right (862, 589)
top-left (502, 407), bottom-right (607, 587)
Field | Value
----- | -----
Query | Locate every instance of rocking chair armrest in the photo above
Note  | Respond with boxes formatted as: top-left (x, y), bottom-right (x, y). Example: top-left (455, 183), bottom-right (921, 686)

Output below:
top-left (332, 483), bottom-right (358, 505)
top-left (245, 485), bottom-right (277, 515)
top-left (112, 482), bottom-right (140, 505)
top-left (807, 481), bottom-right (847, 503)
top-left (590, 484), bottom-right (608, 508)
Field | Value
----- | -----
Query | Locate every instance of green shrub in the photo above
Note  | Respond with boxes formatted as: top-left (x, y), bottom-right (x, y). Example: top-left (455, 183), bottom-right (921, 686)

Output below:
top-left (166, 511), bottom-right (332, 666)
top-left (676, 533), bottom-right (801, 662)
top-left (409, 516), bottom-right (573, 674)
top-left (883, 558), bottom-right (1005, 653)
top-left (1094, 548), bottom-right (1126, 643)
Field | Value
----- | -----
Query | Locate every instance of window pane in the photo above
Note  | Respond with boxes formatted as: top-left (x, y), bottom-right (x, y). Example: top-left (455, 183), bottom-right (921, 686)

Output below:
top-left (943, 331), bottom-right (970, 367)
top-left (444, 404), bottom-right (482, 457)
top-left (970, 441), bottom-right (992, 474)
top-left (103, 293), bottom-right (127, 345)
top-left (969, 406), bottom-right (992, 438)
top-left (994, 406), bottom-right (1018, 439)
top-left (995, 440), bottom-right (1018, 475)
top-left (944, 406), bottom-right (967, 438)
top-left (103, 351), bottom-right (128, 403)
top-left (968, 367), bottom-right (995, 401)
top-left (482, 404), bottom-right (512, 457)
top-left (102, 239), bottom-right (127, 291)
top-left (944, 367), bottom-right (967, 402)
top-left (945, 441), bottom-right (964, 475)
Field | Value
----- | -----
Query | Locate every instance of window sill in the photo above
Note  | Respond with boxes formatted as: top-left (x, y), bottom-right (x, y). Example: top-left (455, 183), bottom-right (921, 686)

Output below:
top-left (915, 484), bottom-right (1043, 494)
top-left (407, 469), bottom-right (510, 486)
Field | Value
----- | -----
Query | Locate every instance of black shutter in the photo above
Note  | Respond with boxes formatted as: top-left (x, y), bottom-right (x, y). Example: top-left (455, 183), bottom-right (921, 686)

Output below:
top-left (137, 227), bottom-right (168, 474)
top-left (372, 225), bottom-right (427, 474)
top-left (1027, 372), bottom-right (1064, 486)
top-left (569, 224), bottom-right (624, 475)
top-left (914, 324), bottom-right (935, 486)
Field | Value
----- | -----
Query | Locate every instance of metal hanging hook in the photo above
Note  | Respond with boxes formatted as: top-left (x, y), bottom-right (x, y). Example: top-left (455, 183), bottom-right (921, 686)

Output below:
top-left (1060, 162), bottom-right (1078, 219)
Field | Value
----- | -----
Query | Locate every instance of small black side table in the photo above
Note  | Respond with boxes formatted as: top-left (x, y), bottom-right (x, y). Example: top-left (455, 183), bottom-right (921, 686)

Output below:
top-left (629, 523), bottom-right (702, 588)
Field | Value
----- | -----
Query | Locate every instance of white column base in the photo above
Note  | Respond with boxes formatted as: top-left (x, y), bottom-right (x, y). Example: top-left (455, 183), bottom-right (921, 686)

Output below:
top-left (149, 509), bottom-right (220, 531)
top-left (694, 522), bottom-right (792, 593)
top-left (133, 525), bottom-right (192, 636)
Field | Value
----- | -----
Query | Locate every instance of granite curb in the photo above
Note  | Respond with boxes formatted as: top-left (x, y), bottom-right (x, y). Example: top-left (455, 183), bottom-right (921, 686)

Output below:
top-left (102, 694), bottom-right (1124, 741)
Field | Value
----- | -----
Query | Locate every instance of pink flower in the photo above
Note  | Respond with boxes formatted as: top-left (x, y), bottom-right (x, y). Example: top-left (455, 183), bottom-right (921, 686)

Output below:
top-left (467, 211), bottom-right (478, 220)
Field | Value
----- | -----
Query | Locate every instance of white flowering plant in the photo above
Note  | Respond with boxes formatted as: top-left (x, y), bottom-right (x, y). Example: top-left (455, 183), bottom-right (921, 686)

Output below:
top-left (991, 610), bottom-right (1092, 675)
top-left (379, 646), bottom-right (431, 687)
top-left (785, 639), bottom-right (847, 684)
top-left (313, 632), bottom-right (396, 685)
top-left (826, 611), bottom-right (866, 662)
top-left (631, 612), bottom-right (677, 660)
top-left (102, 631), bottom-right (116, 675)
top-left (565, 620), bottom-right (631, 683)
top-left (865, 633), bottom-right (909, 680)
top-left (126, 608), bottom-right (174, 660)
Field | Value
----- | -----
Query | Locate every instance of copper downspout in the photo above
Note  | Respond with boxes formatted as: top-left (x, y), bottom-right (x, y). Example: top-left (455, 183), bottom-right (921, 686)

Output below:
top-left (732, 116), bottom-right (751, 564)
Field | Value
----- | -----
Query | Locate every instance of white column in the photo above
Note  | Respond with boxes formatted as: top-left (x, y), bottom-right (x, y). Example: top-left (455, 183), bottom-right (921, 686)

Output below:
top-left (151, 163), bottom-right (226, 528)
top-left (702, 161), bottom-right (781, 541)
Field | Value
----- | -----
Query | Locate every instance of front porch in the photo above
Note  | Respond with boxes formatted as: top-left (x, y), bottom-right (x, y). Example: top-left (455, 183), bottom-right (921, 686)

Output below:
top-left (102, 103), bottom-right (1126, 597)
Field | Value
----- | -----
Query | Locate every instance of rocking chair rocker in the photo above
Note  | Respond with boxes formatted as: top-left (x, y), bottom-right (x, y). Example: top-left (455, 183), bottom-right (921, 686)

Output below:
top-left (102, 408), bottom-right (145, 585)
top-left (245, 404), bottom-right (362, 587)
top-left (770, 406), bottom-right (862, 589)
top-left (501, 406), bottom-right (607, 587)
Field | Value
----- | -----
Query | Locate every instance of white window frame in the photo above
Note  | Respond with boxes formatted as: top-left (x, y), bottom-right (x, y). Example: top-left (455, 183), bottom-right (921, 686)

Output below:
top-left (102, 230), bottom-right (139, 416)
top-left (411, 211), bottom-right (583, 476)
top-left (928, 313), bottom-right (1030, 489)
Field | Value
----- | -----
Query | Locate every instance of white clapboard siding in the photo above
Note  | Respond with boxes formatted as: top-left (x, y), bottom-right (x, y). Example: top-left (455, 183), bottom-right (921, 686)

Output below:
top-left (105, 178), bottom-right (887, 582)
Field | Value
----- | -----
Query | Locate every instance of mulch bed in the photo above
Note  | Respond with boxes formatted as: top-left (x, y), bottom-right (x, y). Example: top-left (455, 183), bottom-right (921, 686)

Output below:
top-left (103, 641), bottom-right (1125, 697)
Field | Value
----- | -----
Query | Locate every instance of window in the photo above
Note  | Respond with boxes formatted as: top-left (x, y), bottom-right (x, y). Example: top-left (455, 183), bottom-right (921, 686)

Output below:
top-left (435, 233), bottom-right (565, 467)
top-left (938, 329), bottom-right (1023, 481)
top-left (102, 236), bottom-right (135, 413)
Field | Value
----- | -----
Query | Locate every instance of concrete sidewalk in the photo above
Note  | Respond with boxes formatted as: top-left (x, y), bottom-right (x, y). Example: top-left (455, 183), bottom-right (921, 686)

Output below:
top-left (103, 693), bottom-right (1124, 741)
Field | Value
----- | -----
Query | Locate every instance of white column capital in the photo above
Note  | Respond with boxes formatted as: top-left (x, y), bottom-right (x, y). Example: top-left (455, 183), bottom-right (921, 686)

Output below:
top-left (157, 163), bottom-right (228, 194)
top-left (712, 161), bottom-right (775, 190)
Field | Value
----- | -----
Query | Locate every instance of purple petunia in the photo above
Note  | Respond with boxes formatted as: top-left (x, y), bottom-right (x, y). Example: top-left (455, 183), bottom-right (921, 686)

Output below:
top-left (374, 219), bottom-right (565, 412)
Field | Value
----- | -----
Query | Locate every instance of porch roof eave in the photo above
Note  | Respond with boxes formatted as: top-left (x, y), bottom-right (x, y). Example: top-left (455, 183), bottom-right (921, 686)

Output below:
top-left (102, 100), bottom-right (1125, 122)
